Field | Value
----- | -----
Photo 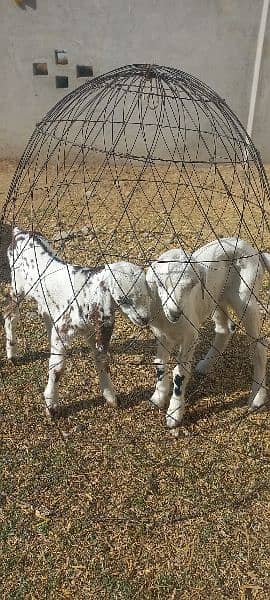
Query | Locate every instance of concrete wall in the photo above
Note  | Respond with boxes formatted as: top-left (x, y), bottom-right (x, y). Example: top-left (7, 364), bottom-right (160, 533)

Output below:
top-left (0, 0), bottom-right (269, 159)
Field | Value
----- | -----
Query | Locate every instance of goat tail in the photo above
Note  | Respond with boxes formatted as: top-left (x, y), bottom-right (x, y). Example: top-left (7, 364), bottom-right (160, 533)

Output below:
top-left (260, 251), bottom-right (270, 274)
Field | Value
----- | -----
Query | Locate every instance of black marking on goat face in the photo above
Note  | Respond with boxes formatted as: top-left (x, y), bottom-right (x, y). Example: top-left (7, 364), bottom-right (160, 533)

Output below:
top-left (229, 322), bottom-right (236, 332)
top-left (100, 279), bottom-right (108, 293)
top-left (156, 367), bottom-right (165, 381)
top-left (174, 374), bottom-right (184, 396)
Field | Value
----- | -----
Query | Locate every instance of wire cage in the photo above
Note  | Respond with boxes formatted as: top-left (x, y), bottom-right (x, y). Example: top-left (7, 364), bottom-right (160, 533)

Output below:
top-left (1, 63), bottom-right (270, 427)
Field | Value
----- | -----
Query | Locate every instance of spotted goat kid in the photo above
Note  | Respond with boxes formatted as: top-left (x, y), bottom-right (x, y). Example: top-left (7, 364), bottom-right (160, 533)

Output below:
top-left (147, 237), bottom-right (270, 437)
top-left (4, 227), bottom-right (151, 416)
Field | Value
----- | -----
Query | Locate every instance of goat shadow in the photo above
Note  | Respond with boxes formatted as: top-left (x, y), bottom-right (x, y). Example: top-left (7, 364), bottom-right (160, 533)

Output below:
top-left (1, 305), bottom-right (266, 424)
top-left (59, 381), bottom-right (250, 423)
top-left (60, 385), bottom-right (153, 418)
top-left (60, 330), bottom-right (252, 421)
top-left (111, 326), bottom-right (266, 425)
top-left (111, 335), bottom-right (156, 356)
top-left (1, 345), bottom-right (93, 367)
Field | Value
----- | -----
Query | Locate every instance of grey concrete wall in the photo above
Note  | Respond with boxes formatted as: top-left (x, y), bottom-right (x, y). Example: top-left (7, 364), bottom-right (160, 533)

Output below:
top-left (0, 0), bottom-right (269, 159)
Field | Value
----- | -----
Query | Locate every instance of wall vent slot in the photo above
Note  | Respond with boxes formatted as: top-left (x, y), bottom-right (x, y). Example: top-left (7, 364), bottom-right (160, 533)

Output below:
top-left (33, 62), bottom-right (48, 75)
top-left (56, 75), bottom-right (68, 88)
top-left (55, 50), bottom-right (68, 65)
top-left (76, 65), bottom-right (93, 78)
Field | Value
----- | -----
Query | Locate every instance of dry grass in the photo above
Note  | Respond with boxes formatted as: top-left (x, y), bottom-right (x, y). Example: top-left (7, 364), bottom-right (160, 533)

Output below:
top-left (0, 159), bottom-right (270, 599)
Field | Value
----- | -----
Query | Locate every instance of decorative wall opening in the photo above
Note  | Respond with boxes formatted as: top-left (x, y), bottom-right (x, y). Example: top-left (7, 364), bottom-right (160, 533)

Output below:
top-left (55, 75), bottom-right (68, 88)
top-left (55, 50), bottom-right (68, 65)
top-left (33, 62), bottom-right (48, 75)
top-left (76, 65), bottom-right (93, 78)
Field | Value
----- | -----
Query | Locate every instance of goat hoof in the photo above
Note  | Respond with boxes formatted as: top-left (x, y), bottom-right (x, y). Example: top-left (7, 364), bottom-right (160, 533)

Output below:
top-left (248, 401), bottom-right (267, 413)
top-left (149, 393), bottom-right (168, 410)
top-left (169, 427), bottom-right (180, 439)
top-left (103, 389), bottom-right (118, 407)
top-left (166, 414), bottom-right (182, 431)
top-left (45, 405), bottom-right (60, 419)
top-left (7, 354), bottom-right (18, 363)
top-left (248, 392), bottom-right (267, 411)
top-left (149, 399), bottom-right (166, 410)
top-left (195, 360), bottom-right (208, 375)
top-left (106, 398), bottom-right (118, 408)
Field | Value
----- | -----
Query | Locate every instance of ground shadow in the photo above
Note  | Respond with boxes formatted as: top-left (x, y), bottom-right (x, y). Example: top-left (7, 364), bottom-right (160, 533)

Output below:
top-left (111, 336), bottom-right (156, 356)
top-left (60, 385), bottom-right (151, 417)
top-left (1, 310), bottom-right (268, 424)
top-left (185, 387), bottom-right (249, 427)
top-left (59, 395), bottom-right (104, 418)
top-left (0, 344), bottom-right (93, 366)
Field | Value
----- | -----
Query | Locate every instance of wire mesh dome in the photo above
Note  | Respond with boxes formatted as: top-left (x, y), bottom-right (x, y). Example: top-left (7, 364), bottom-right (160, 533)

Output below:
top-left (1, 63), bottom-right (270, 427)
top-left (3, 63), bottom-right (270, 262)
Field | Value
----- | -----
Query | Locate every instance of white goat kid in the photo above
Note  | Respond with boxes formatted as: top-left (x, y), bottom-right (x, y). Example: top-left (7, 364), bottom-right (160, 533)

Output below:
top-left (147, 237), bottom-right (270, 436)
top-left (5, 227), bottom-right (151, 416)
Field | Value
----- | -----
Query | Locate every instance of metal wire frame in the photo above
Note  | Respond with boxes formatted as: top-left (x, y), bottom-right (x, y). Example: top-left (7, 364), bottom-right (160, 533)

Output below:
top-left (1, 63), bottom-right (270, 441)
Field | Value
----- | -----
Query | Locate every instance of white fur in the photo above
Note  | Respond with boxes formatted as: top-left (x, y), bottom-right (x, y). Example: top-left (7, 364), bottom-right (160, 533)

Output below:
top-left (147, 237), bottom-right (270, 436)
top-left (5, 227), bottom-right (151, 416)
